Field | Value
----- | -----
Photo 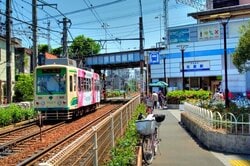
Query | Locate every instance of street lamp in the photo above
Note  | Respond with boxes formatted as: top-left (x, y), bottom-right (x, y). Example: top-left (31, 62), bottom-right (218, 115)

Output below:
top-left (222, 20), bottom-right (230, 108)
top-left (221, 17), bottom-right (230, 108)
top-left (155, 14), bottom-right (163, 43)
top-left (210, 13), bottom-right (231, 108)
top-left (177, 45), bottom-right (188, 91)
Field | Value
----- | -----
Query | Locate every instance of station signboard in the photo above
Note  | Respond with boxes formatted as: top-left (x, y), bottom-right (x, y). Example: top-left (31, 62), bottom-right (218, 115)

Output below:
top-left (149, 52), bottom-right (160, 64)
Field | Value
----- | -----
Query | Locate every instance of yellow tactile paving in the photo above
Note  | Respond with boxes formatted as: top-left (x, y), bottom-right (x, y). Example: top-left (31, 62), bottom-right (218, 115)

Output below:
top-left (230, 160), bottom-right (250, 166)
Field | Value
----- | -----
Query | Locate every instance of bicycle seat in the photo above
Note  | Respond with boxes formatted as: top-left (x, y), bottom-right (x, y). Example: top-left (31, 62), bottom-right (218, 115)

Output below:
top-left (154, 114), bottom-right (165, 122)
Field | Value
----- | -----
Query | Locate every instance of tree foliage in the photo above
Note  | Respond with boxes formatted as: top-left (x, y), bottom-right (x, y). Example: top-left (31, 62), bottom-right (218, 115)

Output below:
top-left (38, 44), bottom-right (49, 53)
top-left (51, 47), bottom-right (62, 56)
top-left (13, 74), bottom-right (34, 101)
top-left (69, 35), bottom-right (101, 58)
top-left (232, 21), bottom-right (250, 73)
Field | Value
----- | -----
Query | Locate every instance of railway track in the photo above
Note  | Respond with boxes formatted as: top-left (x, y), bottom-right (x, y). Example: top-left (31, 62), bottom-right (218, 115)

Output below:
top-left (0, 122), bottom-right (38, 142)
top-left (0, 122), bottom-right (65, 158)
top-left (0, 103), bottom-right (122, 166)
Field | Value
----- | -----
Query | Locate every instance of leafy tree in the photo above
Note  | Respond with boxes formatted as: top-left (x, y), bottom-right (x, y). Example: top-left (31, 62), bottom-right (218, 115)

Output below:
top-left (38, 44), bottom-right (50, 54)
top-left (232, 21), bottom-right (250, 73)
top-left (13, 74), bottom-right (34, 101)
top-left (69, 35), bottom-right (101, 58)
top-left (51, 47), bottom-right (62, 56)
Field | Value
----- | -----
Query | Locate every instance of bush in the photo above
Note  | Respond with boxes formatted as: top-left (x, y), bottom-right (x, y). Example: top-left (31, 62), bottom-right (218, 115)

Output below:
top-left (23, 108), bottom-right (37, 120)
top-left (106, 90), bottom-right (124, 98)
top-left (14, 74), bottom-right (34, 102)
top-left (0, 104), bottom-right (36, 127)
top-left (0, 108), bottom-right (12, 127)
top-left (9, 104), bottom-right (24, 123)
top-left (167, 90), bottom-right (212, 104)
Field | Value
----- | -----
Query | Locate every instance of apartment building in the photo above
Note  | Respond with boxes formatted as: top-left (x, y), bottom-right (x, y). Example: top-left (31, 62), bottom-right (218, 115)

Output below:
top-left (0, 36), bottom-right (20, 103)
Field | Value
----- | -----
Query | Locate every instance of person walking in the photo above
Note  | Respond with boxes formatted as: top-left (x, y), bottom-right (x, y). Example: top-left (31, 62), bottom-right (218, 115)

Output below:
top-left (158, 91), bottom-right (163, 109)
top-left (152, 91), bottom-right (158, 110)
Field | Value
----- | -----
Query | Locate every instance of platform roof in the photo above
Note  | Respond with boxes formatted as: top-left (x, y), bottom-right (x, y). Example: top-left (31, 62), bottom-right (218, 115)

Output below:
top-left (188, 4), bottom-right (250, 22)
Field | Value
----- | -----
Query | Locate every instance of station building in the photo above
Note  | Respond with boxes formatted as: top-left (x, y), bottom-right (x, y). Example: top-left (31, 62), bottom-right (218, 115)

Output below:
top-left (150, 1), bottom-right (250, 94)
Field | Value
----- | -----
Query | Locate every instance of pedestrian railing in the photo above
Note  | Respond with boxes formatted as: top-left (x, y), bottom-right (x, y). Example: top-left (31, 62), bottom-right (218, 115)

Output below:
top-left (184, 102), bottom-right (250, 135)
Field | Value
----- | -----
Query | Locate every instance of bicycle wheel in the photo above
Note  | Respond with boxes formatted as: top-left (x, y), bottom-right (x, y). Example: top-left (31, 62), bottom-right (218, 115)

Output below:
top-left (142, 136), bottom-right (154, 164)
top-left (153, 127), bottom-right (159, 155)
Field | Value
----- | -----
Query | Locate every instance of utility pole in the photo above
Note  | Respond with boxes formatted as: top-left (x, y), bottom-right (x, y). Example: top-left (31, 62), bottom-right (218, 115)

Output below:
top-left (139, 0), bottom-right (144, 99)
top-left (101, 23), bottom-right (109, 53)
top-left (47, 20), bottom-right (50, 52)
top-left (6, 0), bottom-right (12, 103)
top-left (37, 3), bottom-right (57, 54)
top-left (59, 17), bottom-right (71, 58)
top-left (32, 0), bottom-right (37, 72)
top-left (163, 0), bottom-right (169, 47)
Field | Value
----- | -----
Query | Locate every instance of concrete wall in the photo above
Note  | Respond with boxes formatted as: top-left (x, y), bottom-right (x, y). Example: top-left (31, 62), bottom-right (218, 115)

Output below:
top-left (181, 112), bottom-right (250, 154)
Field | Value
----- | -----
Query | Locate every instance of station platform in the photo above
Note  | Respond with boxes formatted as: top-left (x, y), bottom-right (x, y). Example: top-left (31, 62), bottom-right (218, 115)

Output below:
top-left (151, 109), bottom-right (250, 166)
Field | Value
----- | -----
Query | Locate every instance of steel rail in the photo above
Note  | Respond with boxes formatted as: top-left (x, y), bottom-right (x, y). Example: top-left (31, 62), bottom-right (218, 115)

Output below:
top-left (0, 122), bottom-right (65, 156)
top-left (0, 121), bottom-right (37, 137)
top-left (18, 104), bottom-right (122, 166)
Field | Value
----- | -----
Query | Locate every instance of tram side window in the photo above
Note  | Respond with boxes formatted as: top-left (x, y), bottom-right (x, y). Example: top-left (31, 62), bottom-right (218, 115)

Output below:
top-left (70, 76), bottom-right (73, 92)
top-left (89, 78), bottom-right (92, 91)
top-left (83, 78), bottom-right (87, 91)
top-left (78, 77), bottom-right (81, 91)
top-left (78, 77), bottom-right (84, 91)
top-left (83, 78), bottom-right (92, 91)
top-left (95, 80), bottom-right (100, 91)
top-left (74, 74), bottom-right (77, 91)
top-left (81, 78), bottom-right (84, 91)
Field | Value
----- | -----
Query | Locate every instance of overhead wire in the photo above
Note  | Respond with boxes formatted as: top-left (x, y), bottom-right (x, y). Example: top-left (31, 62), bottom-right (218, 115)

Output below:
top-left (37, 0), bottom-right (126, 22)
top-left (12, 0), bottom-right (32, 47)
top-left (6, 0), bottom-right (190, 52)
top-left (82, 0), bottom-right (122, 51)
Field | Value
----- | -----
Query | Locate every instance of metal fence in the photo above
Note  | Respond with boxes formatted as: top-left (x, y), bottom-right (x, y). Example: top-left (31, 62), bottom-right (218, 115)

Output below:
top-left (39, 95), bottom-right (140, 166)
top-left (184, 102), bottom-right (250, 135)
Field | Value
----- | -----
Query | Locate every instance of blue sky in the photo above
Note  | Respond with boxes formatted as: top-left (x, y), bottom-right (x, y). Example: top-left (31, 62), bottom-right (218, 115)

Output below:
top-left (0, 0), bottom-right (198, 53)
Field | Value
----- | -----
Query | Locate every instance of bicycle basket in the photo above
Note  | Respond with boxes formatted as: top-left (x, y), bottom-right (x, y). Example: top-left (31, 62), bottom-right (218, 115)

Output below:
top-left (135, 120), bottom-right (156, 135)
top-left (154, 114), bottom-right (165, 123)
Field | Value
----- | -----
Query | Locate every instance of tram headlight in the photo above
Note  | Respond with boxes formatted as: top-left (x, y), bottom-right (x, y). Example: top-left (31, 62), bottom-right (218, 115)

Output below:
top-left (57, 101), bottom-right (62, 105)
top-left (41, 101), bottom-right (45, 106)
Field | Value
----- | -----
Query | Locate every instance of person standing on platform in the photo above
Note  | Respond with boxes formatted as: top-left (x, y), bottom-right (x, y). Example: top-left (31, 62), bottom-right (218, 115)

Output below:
top-left (152, 91), bottom-right (158, 109)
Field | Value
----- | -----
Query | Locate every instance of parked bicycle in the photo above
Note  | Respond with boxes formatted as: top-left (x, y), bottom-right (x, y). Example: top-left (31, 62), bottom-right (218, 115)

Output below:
top-left (136, 113), bottom-right (166, 164)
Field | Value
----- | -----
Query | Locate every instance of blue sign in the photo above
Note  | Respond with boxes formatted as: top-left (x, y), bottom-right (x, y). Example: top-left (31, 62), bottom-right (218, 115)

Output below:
top-left (169, 28), bottom-right (190, 43)
top-left (149, 52), bottom-right (160, 64)
top-left (180, 61), bottom-right (210, 72)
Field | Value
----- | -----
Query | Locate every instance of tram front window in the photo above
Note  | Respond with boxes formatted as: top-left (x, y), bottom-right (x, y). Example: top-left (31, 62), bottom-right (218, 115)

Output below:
top-left (37, 74), bottom-right (66, 95)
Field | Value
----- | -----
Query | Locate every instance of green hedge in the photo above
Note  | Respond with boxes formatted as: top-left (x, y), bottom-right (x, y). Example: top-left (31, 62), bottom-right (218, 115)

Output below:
top-left (167, 90), bottom-right (212, 104)
top-left (107, 90), bottom-right (125, 98)
top-left (0, 104), bottom-right (36, 127)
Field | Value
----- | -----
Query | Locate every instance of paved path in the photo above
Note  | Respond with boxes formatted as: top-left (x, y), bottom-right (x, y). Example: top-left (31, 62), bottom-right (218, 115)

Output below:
top-left (151, 109), bottom-right (250, 166)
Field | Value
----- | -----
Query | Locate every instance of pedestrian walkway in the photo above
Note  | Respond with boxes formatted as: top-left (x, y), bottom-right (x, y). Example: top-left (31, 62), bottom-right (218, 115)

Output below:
top-left (151, 109), bottom-right (250, 166)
